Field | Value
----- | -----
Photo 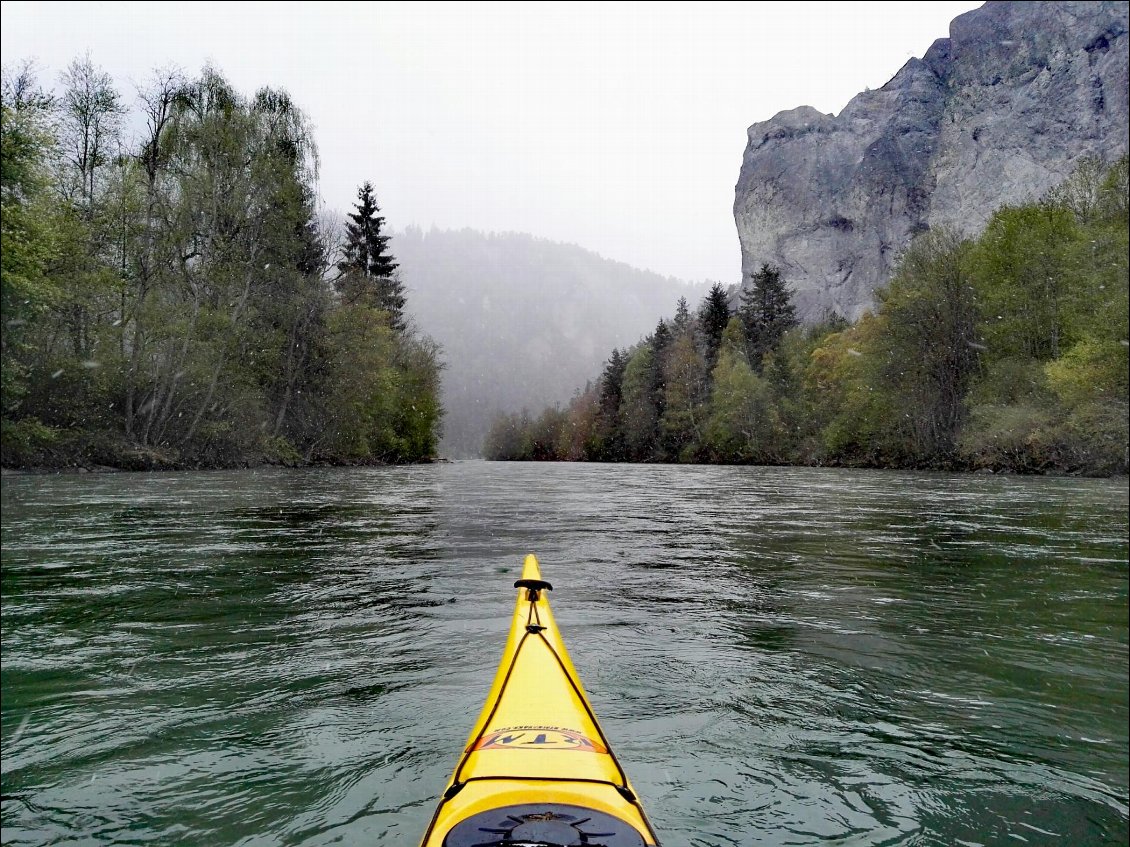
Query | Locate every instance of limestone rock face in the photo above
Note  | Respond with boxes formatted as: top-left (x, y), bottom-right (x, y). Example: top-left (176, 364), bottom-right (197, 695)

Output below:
top-left (733, 0), bottom-right (1129, 321)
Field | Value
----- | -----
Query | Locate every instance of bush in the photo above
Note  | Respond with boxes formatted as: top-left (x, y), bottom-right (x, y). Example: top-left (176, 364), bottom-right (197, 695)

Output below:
top-left (0, 417), bottom-right (58, 466)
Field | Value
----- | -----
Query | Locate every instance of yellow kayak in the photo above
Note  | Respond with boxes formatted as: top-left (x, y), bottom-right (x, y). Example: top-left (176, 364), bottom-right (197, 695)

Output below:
top-left (419, 554), bottom-right (661, 847)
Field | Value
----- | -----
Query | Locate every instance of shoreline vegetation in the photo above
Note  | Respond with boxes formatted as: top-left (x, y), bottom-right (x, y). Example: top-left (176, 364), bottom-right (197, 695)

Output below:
top-left (485, 157), bottom-right (1129, 478)
top-left (2, 59), bottom-right (443, 473)
top-left (4, 59), bottom-right (1126, 478)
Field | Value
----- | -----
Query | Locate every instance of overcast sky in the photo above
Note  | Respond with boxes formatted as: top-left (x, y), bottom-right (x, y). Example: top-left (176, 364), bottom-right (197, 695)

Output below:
top-left (2, 1), bottom-right (982, 283)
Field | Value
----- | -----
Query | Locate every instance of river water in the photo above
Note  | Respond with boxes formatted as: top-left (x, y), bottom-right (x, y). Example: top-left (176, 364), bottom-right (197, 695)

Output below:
top-left (1, 463), bottom-right (1126, 846)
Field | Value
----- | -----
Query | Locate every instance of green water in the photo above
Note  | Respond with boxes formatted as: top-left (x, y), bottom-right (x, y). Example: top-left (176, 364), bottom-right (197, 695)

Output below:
top-left (1, 463), bottom-right (1127, 845)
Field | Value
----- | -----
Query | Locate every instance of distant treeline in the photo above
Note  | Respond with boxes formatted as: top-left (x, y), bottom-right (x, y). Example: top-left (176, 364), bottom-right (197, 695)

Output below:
top-left (486, 157), bottom-right (1128, 476)
top-left (1, 59), bottom-right (442, 470)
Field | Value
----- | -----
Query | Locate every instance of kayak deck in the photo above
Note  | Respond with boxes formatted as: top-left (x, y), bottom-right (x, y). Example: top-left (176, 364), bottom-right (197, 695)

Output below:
top-left (419, 554), bottom-right (659, 847)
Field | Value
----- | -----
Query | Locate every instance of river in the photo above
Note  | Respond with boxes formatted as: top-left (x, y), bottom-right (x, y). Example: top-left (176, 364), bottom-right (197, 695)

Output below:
top-left (1, 463), bottom-right (1127, 846)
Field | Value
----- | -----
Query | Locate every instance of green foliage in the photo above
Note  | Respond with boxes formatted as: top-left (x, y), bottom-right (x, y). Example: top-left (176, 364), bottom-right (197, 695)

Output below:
top-left (704, 319), bottom-right (780, 462)
top-left (317, 303), bottom-right (429, 462)
top-left (484, 411), bottom-right (528, 460)
top-left (697, 283), bottom-right (732, 373)
top-left (488, 159), bottom-right (1127, 476)
top-left (1057, 400), bottom-right (1129, 476)
top-left (0, 417), bottom-right (58, 466)
top-left (588, 349), bottom-right (627, 461)
top-left (1, 68), bottom-right (59, 420)
top-left (660, 330), bottom-right (707, 461)
top-left (968, 202), bottom-right (1078, 361)
top-left (760, 327), bottom-right (820, 460)
top-left (739, 263), bottom-right (797, 369)
top-left (1045, 338), bottom-right (1127, 407)
top-left (261, 434), bottom-right (303, 466)
top-left (337, 181), bottom-right (405, 330)
top-left (386, 335), bottom-right (444, 461)
top-left (620, 343), bottom-right (660, 461)
top-left (868, 228), bottom-right (979, 463)
top-left (959, 156), bottom-right (1128, 474)
top-left (805, 316), bottom-right (901, 464)
top-left (0, 59), bottom-right (441, 469)
top-left (960, 403), bottom-right (1063, 472)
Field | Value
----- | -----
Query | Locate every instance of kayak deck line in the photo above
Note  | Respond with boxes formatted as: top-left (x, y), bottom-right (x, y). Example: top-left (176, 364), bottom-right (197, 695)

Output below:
top-left (449, 609), bottom-right (632, 799)
top-left (418, 554), bottom-right (660, 847)
top-left (444, 773), bottom-right (639, 800)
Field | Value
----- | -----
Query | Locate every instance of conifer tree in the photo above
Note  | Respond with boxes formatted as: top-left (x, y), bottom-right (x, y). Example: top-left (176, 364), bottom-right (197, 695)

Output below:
top-left (650, 319), bottom-right (671, 405)
top-left (698, 283), bottom-right (731, 373)
top-left (673, 296), bottom-right (692, 334)
top-left (648, 319), bottom-right (672, 453)
top-left (739, 264), bottom-right (797, 369)
top-left (600, 348), bottom-right (627, 414)
top-left (593, 347), bottom-right (627, 459)
top-left (337, 181), bottom-right (405, 329)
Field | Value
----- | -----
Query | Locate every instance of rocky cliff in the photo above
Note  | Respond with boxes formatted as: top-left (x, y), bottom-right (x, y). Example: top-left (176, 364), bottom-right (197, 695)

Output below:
top-left (733, 0), bottom-right (1129, 322)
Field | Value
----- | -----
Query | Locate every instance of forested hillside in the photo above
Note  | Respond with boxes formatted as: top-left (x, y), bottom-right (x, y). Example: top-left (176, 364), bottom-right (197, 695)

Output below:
top-left (1, 59), bottom-right (442, 470)
top-left (395, 227), bottom-right (705, 457)
top-left (487, 157), bottom-right (1129, 476)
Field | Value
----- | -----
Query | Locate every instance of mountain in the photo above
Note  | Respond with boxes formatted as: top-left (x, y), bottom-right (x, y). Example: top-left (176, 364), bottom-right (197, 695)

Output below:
top-left (733, 0), bottom-right (1129, 322)
top-left (397, 227), bottom-right (707, 457)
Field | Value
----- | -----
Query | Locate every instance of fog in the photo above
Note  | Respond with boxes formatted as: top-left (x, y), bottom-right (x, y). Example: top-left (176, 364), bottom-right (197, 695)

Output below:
top-left (397, 228), bottom-right (707, 456)
top-left (1, 1), bottom-right (982, 283)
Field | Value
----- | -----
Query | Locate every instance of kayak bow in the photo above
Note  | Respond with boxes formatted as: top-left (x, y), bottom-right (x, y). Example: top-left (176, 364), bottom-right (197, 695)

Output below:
top-left (419, 554), bottom-right (660, 847)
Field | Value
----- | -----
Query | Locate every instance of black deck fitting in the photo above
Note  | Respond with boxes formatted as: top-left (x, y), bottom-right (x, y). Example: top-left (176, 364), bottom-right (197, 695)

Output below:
top-left (443, 781), bottom-right (465, 800)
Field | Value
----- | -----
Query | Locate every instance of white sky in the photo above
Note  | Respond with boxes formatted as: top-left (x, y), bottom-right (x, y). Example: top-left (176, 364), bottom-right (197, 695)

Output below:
top-left (1, 1), bottom-right (982, 283)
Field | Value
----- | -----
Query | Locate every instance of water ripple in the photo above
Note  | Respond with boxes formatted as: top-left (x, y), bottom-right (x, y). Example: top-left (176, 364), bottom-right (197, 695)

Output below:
top-left (2, 464), bottom-right (1127, 846)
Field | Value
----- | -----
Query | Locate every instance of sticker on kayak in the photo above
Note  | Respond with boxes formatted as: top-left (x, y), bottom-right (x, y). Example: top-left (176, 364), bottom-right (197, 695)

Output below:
top-left (474, 726), bottom-right (608, 753)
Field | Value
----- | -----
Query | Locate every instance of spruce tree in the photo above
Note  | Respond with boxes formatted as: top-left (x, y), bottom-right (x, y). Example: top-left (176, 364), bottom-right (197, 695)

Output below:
top-left (738, 264), bottom-right (797, 369)
top-left (698, 283), bottom-right (731, 372)
top-left (600, 348), bottom-right (627, 414)
top-left (649, 319), bottom-right (672, 446)
top-left (673, 296), bottom-right (692, 334)
top-left (337, 181), bottom-right (405, 329)
top-left (595, 348), bottom-right (628, 460)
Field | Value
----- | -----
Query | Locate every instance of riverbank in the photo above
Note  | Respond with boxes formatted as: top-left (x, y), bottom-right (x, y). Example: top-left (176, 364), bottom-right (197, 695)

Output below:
top-left (3, 453), bottom-right (1120, 479)
top-left (1, 426), bottom-right (444, 474)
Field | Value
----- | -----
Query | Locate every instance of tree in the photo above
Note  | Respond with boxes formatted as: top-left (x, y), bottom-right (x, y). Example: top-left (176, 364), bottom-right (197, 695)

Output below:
top-left (1, 63), bottom-right (58, 452)
top-left (620, 343), bottom-right (659, 461)
top-left (648, 319), bottom-right (671, 439)
top-left (590, 348), bottom-right (627, 460)
top-left (805, 315), bottom-right (898, 465)
top-left (1, 58), bottom-right (443, 470)
top-left (660, 329), bottom-right (707, 460)
top-left (697, 282), bottom-right (731, 373)
top-left (672, 295), bottom-right (691, 334)
top-left (58, 54), bottom-right (123, 211)
top-left (53, 55), bottom-right (123, 366)
top-left (337, 181), bottom-right (405, 329)
top-left (968, 203), bottom-right (1077, 362)
top-left (961, 156), bottom-right (1128, 474)
top-left (704, 318), bottom-right (781, 462)
top-left (739, 263), bottom-right (797, 369)
top-left (871, 227), bottom-right (980, 462)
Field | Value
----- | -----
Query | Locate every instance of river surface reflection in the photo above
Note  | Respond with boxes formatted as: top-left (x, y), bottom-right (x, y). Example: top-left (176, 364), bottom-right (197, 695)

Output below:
top-left (2, 463), bottom-right (1127, 846)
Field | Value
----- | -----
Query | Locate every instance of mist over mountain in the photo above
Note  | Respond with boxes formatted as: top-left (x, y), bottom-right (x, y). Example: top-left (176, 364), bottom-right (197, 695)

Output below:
top-left (396, 228), bottom-right (708, 457)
